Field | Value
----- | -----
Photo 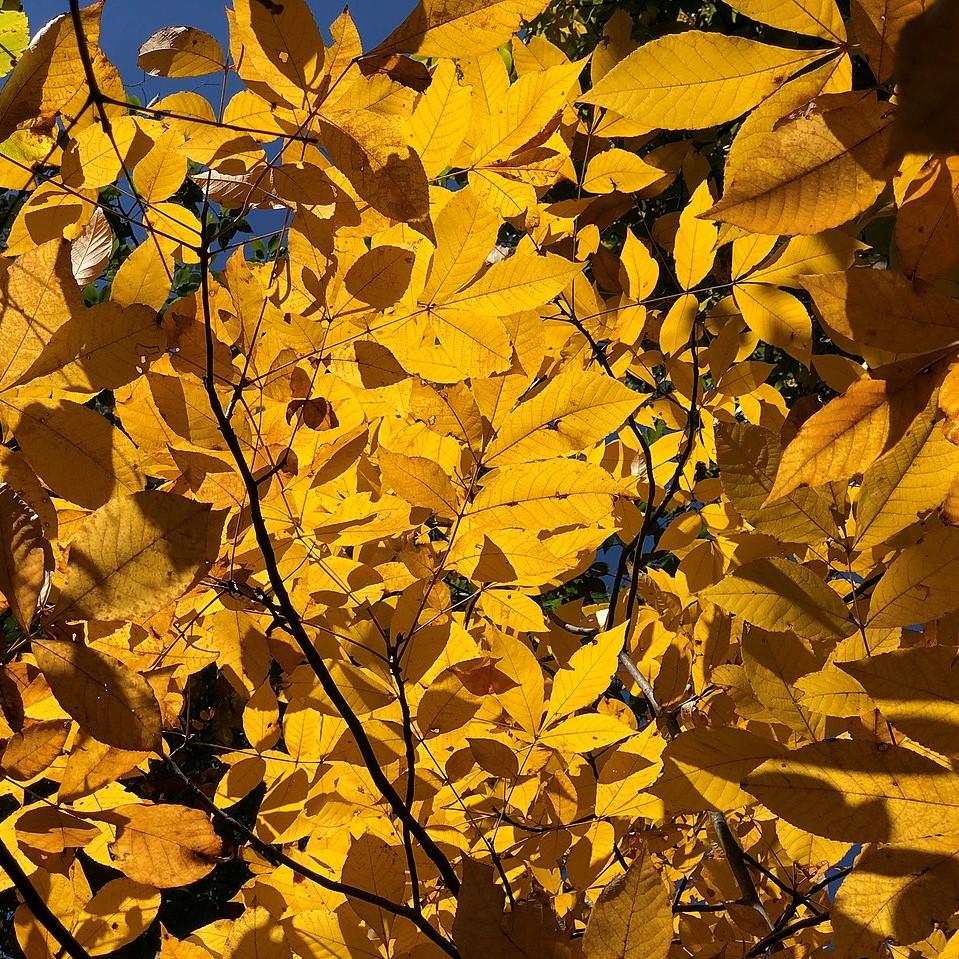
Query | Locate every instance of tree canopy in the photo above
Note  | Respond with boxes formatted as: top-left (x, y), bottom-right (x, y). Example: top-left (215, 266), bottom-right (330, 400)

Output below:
top-left (0, 0), bottom-right (955, 957)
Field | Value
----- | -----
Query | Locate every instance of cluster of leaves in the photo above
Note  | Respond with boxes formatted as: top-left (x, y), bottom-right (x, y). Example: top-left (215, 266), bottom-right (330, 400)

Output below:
top-left (0, 0), bottom-right (958, 957)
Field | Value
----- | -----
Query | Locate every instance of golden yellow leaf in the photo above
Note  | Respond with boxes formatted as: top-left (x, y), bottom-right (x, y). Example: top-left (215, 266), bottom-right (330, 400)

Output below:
top-left (726, 0), bottom-right (846, 40)
top-left (372, 0), bottom-right (549, 58)
top-left (132, 126), bottom-right (187, 203)
top-left (582, 848), bottom-right (672, 959)
top-left (855, 405), bottom-right (959, 549)
top-left (708, 92), bottom-right (894, 235)
top-left (229, 0), bottom-right (325, 110)
top-left (674, 180), bottom-right (717, 290)
top-left (867, 524), bottom-right (959, 627)
top-left (452, 858), bottom-right (572, 959)
top-left (0, 240), bottom-right (83, 392)
top-left (32, 638), bottom-right (162, 751)
top-left (1, 719), bottom-right (70, 782)
top-left (851, 0), bottom-right (925, 83)
top-left (580, 32), bottom-right (822, 130)
top-left (734, 283), bottom-right (812, 365)
top-left (801, 267), bottom-right (959, 355)
top-left (320, 111), bottom-right (431, 233)
top-left (715, 421), bottom-right (838, 543)
top-left (701, 558), bottom-right (855, 641)
top-left (841, 646), bottom-right (959, 755)
top-left (75, 879), bottom-right (161, 956)
top-left (138, 26), bottom-right (224, 78)
top-left (745, 740), bottom-right (959, 842)
top-left (443, 252), bottom-right (582, 315)
top-left (54, 491), bottom-right (220, 622)
top-left (538, 713), bottom-right (634, 753)
top-left (544, 624), bottom-right (625, 727)
top-left (832, 839), bottom-right (959, 959)
top-left (742, 627), bottom-right (824, 739)
top-left (485, 366), bottom-right (639, 466)
top-left (109, 804), bottom-right (222, 888)
top-left (652, 726), bottom-right (785, 812)
top-left (0, 484), bottom-right (51, 632)
top-left (224, 905), bottom-right (289, 959)
top-left (0, 3), bottom-right (104, 143)
top-left (582, 148), bottom-right (668, 195)
top-left (379, 449), bottom-right (460, 519)
top-left (3, 396), bottom-right (143, 509)
top-left (767, 369), bottom-right (937, 502)
top-left (409, 59), bottom-right (472, 178)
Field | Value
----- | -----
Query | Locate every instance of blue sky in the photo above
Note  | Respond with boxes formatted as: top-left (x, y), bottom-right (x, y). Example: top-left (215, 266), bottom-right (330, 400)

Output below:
top-left (23, 0), bottom-right (415, 97)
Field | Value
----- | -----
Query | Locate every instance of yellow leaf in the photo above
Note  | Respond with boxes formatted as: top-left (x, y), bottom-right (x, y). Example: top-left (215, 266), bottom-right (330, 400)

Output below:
top-left (538, 713), bottom-right (633, 753)
top-left (410, 59), bottom-right (472, 178)
top-left (138, 26), bottom-right (224, 78)
top-left (470, 60), bottom-right (582, 168)
top-left (726, 0), bottom-right (846, 40)
top-left (109, 804), bottom-right (222, 888)
top-left (465, 459), bottom-right (619, 535)
top-left (800, 268), bottom-right (959, 355)
top-left (0, 484), bottom-right (51, 632)
top-left (743, 231), bottom-right (862, 287)
top-left (582, 148), bottom-right (669, 195)
top-left (707, 92), bottom-right (894, 235)
top-left (734, 282), bottom-right (811, 365)
top-left (544, 624), bottom-right (625, 726)
top-left (379, 449), bottom-right (461, 518)
top-left (32, 638), bottom-right (162, 751)
top-left (444, 252), bottom-right (582, 315)
top-left (745, 740), bottom-right (959, 842)
top-left (287, 910), bottom-right (381, 959)
top-left (867, 523), bottom-right (959, 627)
top-left (652, 726), bottom-right (785, 812)
top-left (832, 839), bottom-right (959, 959)
top-left (620, 230), bottom-right (659, 300)
top-left (674, 180), bottom-right (717, 290)
top-left (0, 10), bottom-right (28, 79)
top-left (59, 732), bottom-right (148, 803)
top-left (855, 405), bottom-right (959, 549)
top-left (0, 239), bottom-right (83, 391)
top-left (372, 0), bottom-right (550, 58)
top-left (452, 858), bottom-right (572, 959)
top-left (852, 0), bottom-right (925, 85)
top-left (841, 647), bottom-right (959, 755)
top-left (132, 126), bottom-right (187, 203)
top-left (701, 557), bottom-right (855, 641)
top-left (224, 905), bottom-right (289, 959)
top-left (1, 719), bottom-right (70, 782)
top-left (229, 0), bottom-right (325, 110)
top-left (343, 245), bottom-right (415, 310)
top-left (111, 241), bottom-right (172, 311)
top-left (485, 366), bottom-right (639, 466)
top-left (0, 3), bottom-right (104, 143)
top-left (715, 421), bottom-right (837, 543)
top-left (742, 627), bottom-right (824, 739)
top-left (320, 111), bottom-right (431, 234)
top-left (580, 32), bottom-right (822, 130)
top-left (13, 302), bottom-right (164, 394)
top-left (582, 848), bottom-right (672, 959)
top-left (54, 490), bottom-right (220, 622)
top-left (75, 879), bottom-right (161, 956)
top-left (423, 185), bottom-right (501, 303)
top-left (243, 681), bottom-right (280, 752)
top-left (767, 369), bottom-right (938, 502)
top-left (3, 396), bottom-right (143, 509)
